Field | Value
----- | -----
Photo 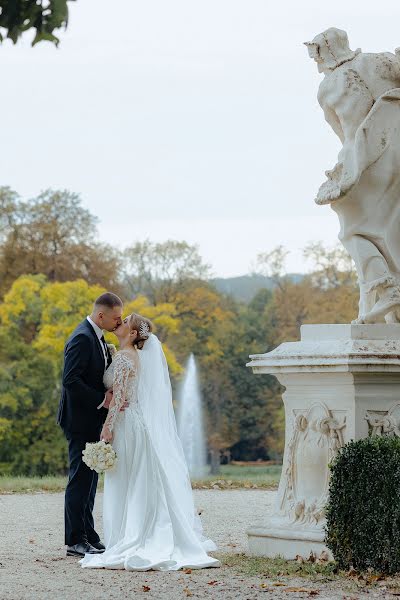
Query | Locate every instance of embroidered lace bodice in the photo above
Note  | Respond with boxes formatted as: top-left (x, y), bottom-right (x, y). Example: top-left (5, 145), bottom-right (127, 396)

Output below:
top-left (103, 351), bottom-right (139, 432)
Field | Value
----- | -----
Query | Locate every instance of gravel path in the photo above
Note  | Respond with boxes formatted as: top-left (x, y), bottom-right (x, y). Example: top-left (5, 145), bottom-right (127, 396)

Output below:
top-left (0, 491), bottom-right (394, 599)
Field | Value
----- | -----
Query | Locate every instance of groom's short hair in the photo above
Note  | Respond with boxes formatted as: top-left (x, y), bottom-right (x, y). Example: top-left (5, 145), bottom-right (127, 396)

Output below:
top-left (94, 292), bottom-right (123, 310)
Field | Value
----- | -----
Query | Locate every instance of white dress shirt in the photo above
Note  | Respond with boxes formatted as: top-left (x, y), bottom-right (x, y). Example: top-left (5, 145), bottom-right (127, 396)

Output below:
top-left (87, 316), bottom-right (108, 370)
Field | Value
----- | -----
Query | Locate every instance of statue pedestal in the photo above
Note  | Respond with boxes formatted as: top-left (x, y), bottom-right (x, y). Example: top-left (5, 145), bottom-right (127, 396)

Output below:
top-left (247, 324), bottom-right (400, 559)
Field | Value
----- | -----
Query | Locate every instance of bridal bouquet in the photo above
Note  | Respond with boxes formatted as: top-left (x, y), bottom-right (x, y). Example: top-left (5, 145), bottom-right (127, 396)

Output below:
top-left (82, 441), bottom-right (117, 473)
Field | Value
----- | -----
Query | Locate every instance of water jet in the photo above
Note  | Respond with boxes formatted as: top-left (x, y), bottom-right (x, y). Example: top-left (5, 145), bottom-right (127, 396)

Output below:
top-left (177, 354), bottom-right (206, 477)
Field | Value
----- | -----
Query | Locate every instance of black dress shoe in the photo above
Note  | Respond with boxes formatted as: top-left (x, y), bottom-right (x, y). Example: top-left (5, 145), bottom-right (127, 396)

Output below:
top-left (88, 540), bottom-right (105, 551)
top-left (66, 541), bottom-right (105, 557)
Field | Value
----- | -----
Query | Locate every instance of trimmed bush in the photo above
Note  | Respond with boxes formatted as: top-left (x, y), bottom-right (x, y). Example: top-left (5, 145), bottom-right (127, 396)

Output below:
top-left (326, 435), bottom-right (400, 573)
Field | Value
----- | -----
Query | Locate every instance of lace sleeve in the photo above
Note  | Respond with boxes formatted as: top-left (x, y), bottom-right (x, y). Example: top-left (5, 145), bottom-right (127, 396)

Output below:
top-left (105, 352), bottom-right (135, 433)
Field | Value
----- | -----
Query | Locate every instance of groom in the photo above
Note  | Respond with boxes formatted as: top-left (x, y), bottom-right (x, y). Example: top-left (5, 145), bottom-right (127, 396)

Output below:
top-left (57, 292), bottom-right (123, 557)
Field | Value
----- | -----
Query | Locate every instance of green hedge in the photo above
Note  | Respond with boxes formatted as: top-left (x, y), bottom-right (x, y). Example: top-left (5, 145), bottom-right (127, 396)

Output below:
top-left (326, 436), bottom-right (400, 573)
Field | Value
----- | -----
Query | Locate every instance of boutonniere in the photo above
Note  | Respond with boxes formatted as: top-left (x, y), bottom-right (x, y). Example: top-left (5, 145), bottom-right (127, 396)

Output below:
top-left (107, 344), bottom-right (117, 357)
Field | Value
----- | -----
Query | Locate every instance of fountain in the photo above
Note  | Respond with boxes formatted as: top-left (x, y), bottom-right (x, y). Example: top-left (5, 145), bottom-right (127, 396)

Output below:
top-left (177, 354), bottom-right (207, 477)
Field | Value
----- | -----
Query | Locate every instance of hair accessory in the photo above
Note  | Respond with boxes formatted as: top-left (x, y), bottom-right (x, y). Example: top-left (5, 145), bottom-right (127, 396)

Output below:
top-left (139, 321), bottom-right (150, 339)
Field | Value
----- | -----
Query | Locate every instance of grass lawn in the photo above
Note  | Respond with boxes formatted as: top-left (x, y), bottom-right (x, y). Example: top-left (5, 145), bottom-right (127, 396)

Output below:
top-left (192, 464), bottom-right (281, 489)
top-left (219, 553), bottom-right (337, 580)
top-left (0, 464), bottom-right (281, 494)
top-left (0, 475), bottom-right (70, 494)
top-left (219, 553), bottom-right (400, 594)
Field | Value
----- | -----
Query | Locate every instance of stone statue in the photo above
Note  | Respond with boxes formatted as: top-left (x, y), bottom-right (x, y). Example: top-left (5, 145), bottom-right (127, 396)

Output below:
top-left (305, 28), bottom-right (400, 323)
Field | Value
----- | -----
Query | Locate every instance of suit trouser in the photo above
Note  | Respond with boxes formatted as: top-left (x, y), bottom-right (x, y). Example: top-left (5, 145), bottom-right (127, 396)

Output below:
top-left (64, 436), bottom-right (100, 546)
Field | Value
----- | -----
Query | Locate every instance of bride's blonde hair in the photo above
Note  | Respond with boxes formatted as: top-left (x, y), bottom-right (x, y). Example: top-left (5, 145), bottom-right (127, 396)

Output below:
top-left (129, 313), bottom-right (153, 350)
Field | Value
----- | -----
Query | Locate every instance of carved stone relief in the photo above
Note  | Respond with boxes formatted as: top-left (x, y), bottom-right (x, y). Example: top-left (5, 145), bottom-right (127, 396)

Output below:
top-left (280, 403), bottom-right (346, 527)
top-left (366, 404), bottom-right (400, 437)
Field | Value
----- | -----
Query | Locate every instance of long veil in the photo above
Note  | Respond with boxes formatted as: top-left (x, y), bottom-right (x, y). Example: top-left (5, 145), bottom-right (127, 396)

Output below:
top-left (137, 334), bottom-right (216, 551)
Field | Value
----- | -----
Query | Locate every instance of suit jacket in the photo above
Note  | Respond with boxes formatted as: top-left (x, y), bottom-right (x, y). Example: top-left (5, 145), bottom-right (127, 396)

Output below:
top-left (57, 319), bottom-right (111, 438)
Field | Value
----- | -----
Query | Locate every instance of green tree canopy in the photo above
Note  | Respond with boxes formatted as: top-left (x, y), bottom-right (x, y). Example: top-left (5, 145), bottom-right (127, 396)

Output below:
top-left (0, 0), bottom-right (74, 46)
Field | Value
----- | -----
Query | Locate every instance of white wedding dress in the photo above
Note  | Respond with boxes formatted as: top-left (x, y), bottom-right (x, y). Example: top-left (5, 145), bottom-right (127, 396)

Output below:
top-left (80, 334), bottom-right (219, 571)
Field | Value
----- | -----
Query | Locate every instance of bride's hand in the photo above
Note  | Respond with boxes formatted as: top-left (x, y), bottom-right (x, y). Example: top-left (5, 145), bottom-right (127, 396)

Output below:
top-left (100, 424), bottom-right (113, 443)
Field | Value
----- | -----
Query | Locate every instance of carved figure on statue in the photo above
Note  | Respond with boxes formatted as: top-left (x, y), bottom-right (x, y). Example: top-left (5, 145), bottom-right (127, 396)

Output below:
top-left (305, 28), bottom-right (400, 324)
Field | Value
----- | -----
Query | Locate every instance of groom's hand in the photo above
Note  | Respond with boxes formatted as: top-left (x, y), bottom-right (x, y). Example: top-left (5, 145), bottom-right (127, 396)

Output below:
top-left (103, 389), bottom-right (113, 409)
top-left (103, 390), bottom-right (129, 411)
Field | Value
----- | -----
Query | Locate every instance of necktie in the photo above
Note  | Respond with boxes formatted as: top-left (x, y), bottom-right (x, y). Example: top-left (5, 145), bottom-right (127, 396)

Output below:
top-left (100, 335), bottom-right (109, 366)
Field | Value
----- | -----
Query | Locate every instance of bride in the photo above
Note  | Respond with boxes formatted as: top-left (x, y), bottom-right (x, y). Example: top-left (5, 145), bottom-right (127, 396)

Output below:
top-left (80, 313), bottom-right (220, 571)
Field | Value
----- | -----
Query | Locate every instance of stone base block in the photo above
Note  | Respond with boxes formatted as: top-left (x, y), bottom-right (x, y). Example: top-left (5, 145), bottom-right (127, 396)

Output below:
top-left (247, 525), bottom-right (332, 560)
top-left (246, 324), bottom-right (400, 560)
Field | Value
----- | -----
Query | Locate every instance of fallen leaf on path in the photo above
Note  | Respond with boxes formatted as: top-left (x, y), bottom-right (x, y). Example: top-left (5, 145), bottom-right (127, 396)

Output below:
top-left (272, 582), bottom-right (286, 586)
top-left (142, 585), bottom-right (150, 592)
top-left (29, 539), bottom-right (35, 544)
top-left (318, 551), bottom-right (329, 562)
top-left (207, 581), bottom-right (218, 586)
top-left (365, 574), bottom-right (384, 585)
top-left (183, 569), bottom-right (192, 574)
top-left (307, 552), bottom-right (316, 563)
top-left (183, 588), bottom-right (192, 596)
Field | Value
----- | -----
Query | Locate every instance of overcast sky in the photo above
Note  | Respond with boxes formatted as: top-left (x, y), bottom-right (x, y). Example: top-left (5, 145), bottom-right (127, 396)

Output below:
top-left (2, 0), bottom-right (400, 276)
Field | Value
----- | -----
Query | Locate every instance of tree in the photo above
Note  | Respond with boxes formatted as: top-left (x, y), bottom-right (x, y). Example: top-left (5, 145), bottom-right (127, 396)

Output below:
top-left (0, 0), bottom-right (73, 46)
top-left (0, 188), bottom-right (121, 297)
top-left (255, 245), bottom-right (290, 289)
top-left (255, 242), bottom-right (359, 345)
top-left (0, 270), bottom-right (287, 474)
top-left (0, 328), bottom-right (62, 475)
top-left (221, 290), bottom-right (285, 461)
top-left (122, 240), bottom-right (211, 304)
top-left (0, 275), bottom-right (192, 475)
top-left (33, 278), bottom-right (105, 362)
top-left (303, 241), bottom-right (356, 288)
top-left (301, 242), bottom-right (358, 328)
top-left (123, 294), bottom-right (183, 378)
top-left (171, 280), bottom-right (284, 464)
top-left (251, 243), bottom-right (358, 457)
top-left (0, 275), bottom-right (107, 474)
top-left (0, 273), bottom-right (47, 344)
top-left (0, 186), bottom-right (18, 242)
top-left (263, 279), bottom-right (312, 344)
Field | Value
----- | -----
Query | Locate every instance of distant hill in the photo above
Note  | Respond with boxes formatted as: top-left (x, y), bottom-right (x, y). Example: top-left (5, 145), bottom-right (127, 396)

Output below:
top-left (210, 273), bottom-right (303, 303)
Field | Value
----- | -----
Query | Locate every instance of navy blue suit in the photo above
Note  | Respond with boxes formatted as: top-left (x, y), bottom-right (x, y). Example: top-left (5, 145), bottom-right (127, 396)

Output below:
top-left (58, 319), bottom-right (112, 546)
